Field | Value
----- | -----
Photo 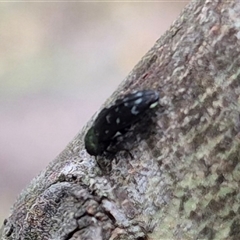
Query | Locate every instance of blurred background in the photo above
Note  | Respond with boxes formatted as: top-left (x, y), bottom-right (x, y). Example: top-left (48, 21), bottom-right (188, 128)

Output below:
top-left (0, 2), bottom-right (188, 224)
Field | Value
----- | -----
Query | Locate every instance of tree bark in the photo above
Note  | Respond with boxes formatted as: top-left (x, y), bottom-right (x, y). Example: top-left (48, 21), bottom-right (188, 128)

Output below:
top-left (2, 0), bottom-right (240, 239)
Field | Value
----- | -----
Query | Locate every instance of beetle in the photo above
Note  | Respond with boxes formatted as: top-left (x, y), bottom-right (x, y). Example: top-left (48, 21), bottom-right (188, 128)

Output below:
top-left (84, 90), bottom-right (159, 156)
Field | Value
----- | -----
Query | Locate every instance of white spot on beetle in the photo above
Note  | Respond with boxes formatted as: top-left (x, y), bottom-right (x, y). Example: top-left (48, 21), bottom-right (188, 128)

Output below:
top-left (105, 130), bottom-right (109, 134)
top-left (115, 107), bottom-right (119, 112)
top-left (124, 102), bottom-right (129, 107)
top-left (113, 131), bottom-right (122, 138)
top-left (131, 105), bottom-right (139, 115)
top-left (134, 98), bottom-right (143, 105)
top-left (116, 118), bottom-right (120, 124)
top-left (136, 92), bottom-right (143, 97)
top-left (106, 114), bottom-right (111, 123)
top-left (150, 102), bottom-right (158, 108)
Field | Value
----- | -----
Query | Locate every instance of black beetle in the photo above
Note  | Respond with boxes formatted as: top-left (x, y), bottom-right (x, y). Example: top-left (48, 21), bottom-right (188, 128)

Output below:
top-left (84, 90), bottom-right (159, 156)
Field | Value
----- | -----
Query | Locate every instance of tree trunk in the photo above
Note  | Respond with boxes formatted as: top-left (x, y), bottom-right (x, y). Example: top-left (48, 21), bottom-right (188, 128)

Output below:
top-left (2, 0), bottom-right (240, 239)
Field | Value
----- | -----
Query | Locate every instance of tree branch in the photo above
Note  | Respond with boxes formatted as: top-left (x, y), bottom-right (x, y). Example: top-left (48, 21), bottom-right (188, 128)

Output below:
top-left (2, 0), bottom-right (240, 239)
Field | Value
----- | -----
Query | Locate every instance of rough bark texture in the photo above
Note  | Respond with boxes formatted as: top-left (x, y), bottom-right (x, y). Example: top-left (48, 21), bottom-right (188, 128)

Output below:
top-left (1, 0), bottom-right (240, 239)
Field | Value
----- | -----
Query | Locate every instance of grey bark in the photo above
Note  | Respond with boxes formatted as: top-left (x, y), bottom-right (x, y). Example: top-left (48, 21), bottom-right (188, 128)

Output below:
top-left (1, 0), bottom-right (240, 239)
